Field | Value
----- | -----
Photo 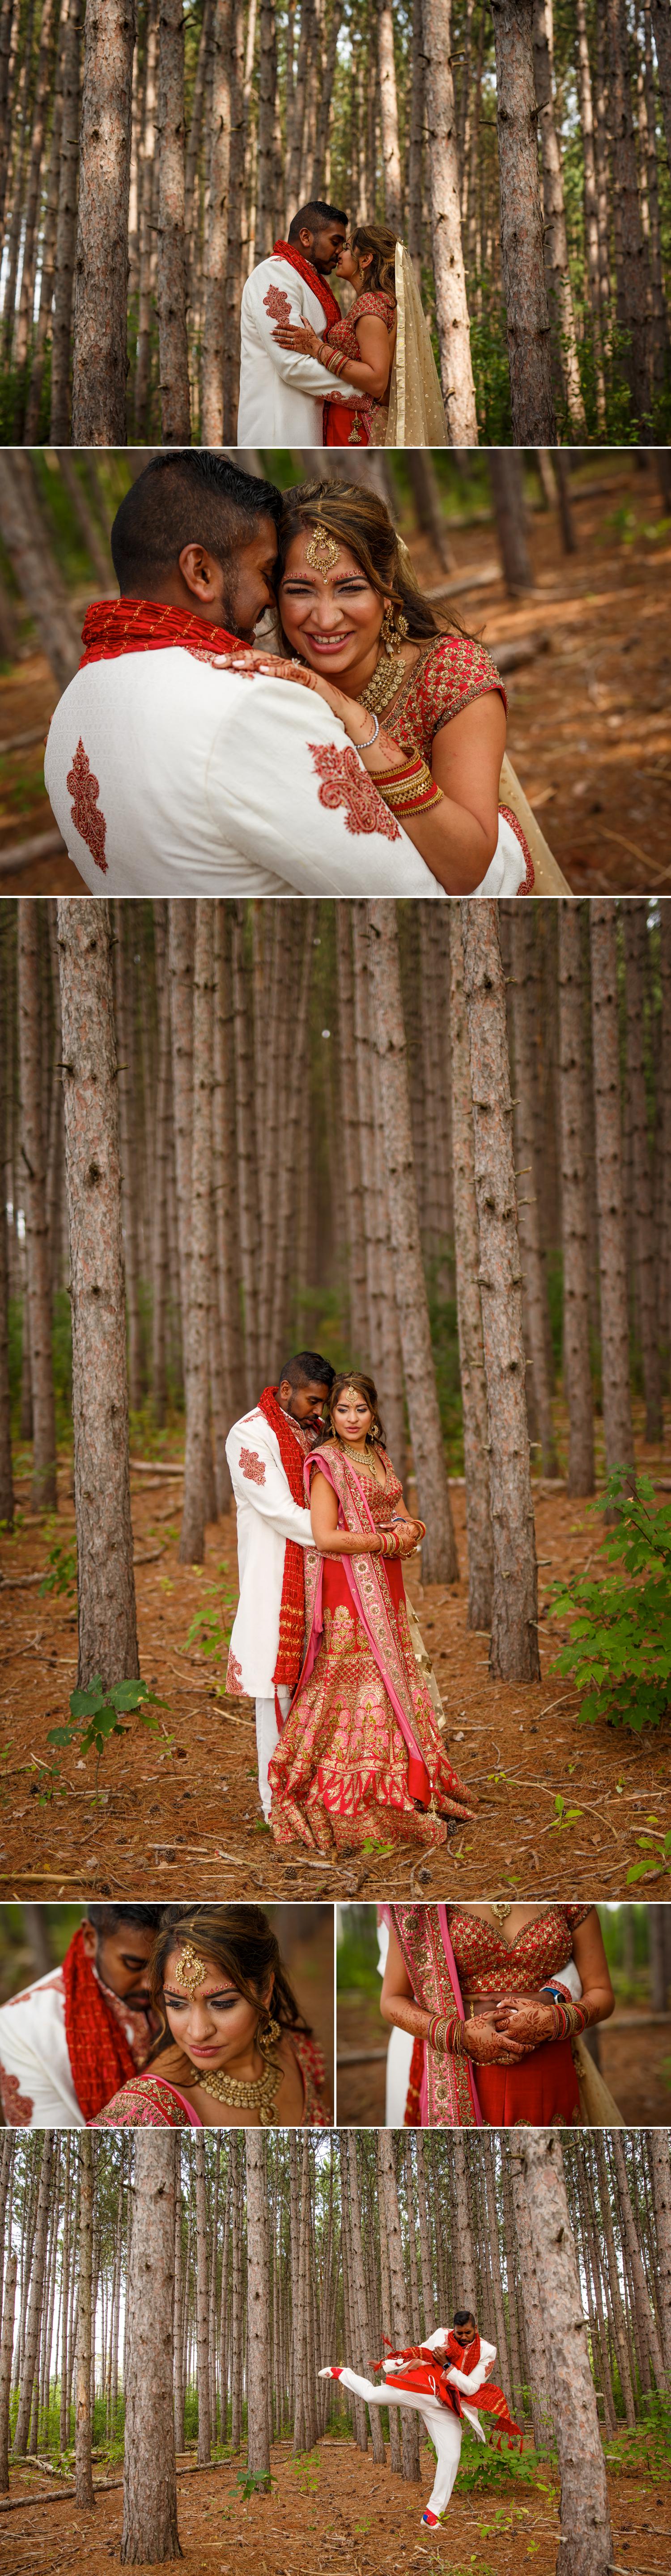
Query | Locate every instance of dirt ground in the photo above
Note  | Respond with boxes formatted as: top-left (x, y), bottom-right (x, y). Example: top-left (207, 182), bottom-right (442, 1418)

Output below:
top-left (335, 1990), bottom-right (671, 2127)
top-left (0, 460), bottom-right (669, 897)
top-left (1, 2438), bottom-right (669, 2576)
top-left (1, 1419), bottom-right (671, 1911)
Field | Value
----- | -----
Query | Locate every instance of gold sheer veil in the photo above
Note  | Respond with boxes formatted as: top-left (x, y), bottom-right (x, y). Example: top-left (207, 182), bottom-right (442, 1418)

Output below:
top-left (377, 242), bottom-right (448, 448)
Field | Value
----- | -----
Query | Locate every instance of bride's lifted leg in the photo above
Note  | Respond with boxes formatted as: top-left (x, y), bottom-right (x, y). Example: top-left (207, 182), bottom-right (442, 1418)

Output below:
top-left (318, 2367), bottom-right (463, 2523)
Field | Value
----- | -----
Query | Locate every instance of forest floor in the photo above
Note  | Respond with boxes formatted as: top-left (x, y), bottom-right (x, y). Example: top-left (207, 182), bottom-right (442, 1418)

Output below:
top-left (0, 459), bottom-right (669, 897)
top-left (1, 1419), bottom-right (671, 1911)
top-left (2, 2435), bottom-right (670, 2576)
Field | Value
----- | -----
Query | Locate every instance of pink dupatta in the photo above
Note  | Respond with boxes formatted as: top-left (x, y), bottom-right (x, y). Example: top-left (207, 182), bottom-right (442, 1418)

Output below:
top-left (391, 1904), bottom-right (482, 2128)
top-left (294, 1444), bottom-right (429, 1786)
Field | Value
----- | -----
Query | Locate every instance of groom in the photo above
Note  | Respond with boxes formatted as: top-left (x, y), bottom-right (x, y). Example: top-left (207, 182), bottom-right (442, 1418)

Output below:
top-left (238, 200), bottom-right (348, 445)
top-left (225, 1353), bottom-right (335, 1820)
top-left (321, 2311), bottom-right (521, 2529)
top-left (44, 449), bottom-right (439, 900)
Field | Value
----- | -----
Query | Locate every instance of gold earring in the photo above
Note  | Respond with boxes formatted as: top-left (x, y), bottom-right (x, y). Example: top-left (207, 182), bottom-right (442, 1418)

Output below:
top-left (380, 604), bottom-right (395, 654)
top-left (258, 2012), bottom-right (280, 2054)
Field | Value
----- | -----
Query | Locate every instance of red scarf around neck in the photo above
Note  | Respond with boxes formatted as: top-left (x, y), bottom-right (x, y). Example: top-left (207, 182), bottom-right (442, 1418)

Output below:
top-left (378, 2334), bottom-right (522, 2451)
top-left (79, 597), bottom-right (242, 668)
top-left (272, 240), bottom-right (341, 332)
top-left (258, 1385), bottom-right (312, 1713)
top-left (63, 1926), bottom-right (138, 2123)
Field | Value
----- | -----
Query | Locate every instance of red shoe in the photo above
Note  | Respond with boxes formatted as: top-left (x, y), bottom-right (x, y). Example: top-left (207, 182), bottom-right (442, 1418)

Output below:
top-left (318, 2364), bottom-right (344, 2380)
top-left (421, 2510), bottom-right (440, 2527)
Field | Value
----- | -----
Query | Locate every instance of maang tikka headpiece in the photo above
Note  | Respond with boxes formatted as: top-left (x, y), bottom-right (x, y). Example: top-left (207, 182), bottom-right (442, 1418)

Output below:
top-left (172, 1938), bottom-right (209, 1999)
top-left (306, 524), bottom-right (341, 575)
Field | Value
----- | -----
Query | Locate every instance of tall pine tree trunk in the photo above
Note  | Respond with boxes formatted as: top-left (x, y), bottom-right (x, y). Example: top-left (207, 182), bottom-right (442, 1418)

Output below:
top-left (179, 905), bottom-right (215, 1563)
top-left (508, 906), bottom-right (559, 1476)
top-left (623, 904), bottom-right (662, 1443)
top-left (490, 0), bottom-right (556, 443)
top-left (246, 2132), bottom-right (271, 2487)
top-left (17, 907), bottom-right (57, 1512)
top-left (589, 905), bottom-right (635, 1491)
top-left (513, 2133), bottom-right (612, 2576)
top-left (461, 903), bottom-right (539, 1681)
top-left (57, 900), bottom-right (138, 1686)
top-left (157, 0), bottom-right (191, 443)
top-left (50, 0), bottom-right (83, 444)
top-left (121, 2133), bottom-right (181, 2563)
top-left (421, 0), bottom-right (477, 442)
top-left (75, 2133), bottom-right (94, 2508)
top-left (532, 0), bottom-right (586, 431)
top-left (0, 2248), bottom-right (16, 2491)
top-left (368, 902), bottom-right (458, 1582)
top-left (557, 905), bottom-right (595, 1495)
top-left (450, 907), bottom-right (493, 1627)
top-left (72, 0), bottom-right (136, 441)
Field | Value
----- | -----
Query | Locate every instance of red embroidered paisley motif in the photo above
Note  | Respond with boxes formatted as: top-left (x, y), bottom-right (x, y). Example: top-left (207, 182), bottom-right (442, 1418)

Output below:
top-left (309, 742), bottom-right (401, 840)
top-left (263, 284), bottom-right (293, 326)
top-left (498, 804), bottom-right (534, 893)
top-left (0, 2061), bottom-right (33, 2122)
top-left (67, 739), bottom-right (108, 873)
top-left (239, 1446), bottom-right (266, 1485)
top-left (226, 1651), bottom-right (244, 1695)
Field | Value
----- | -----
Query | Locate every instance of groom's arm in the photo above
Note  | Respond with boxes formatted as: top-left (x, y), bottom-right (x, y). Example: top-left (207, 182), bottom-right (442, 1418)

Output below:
top-left (242, 268), bottom-right (344, 399)
top-left (207, 677), bottom-right (445, 900)
top-left (225, 1427), bottom-right (314, 1548)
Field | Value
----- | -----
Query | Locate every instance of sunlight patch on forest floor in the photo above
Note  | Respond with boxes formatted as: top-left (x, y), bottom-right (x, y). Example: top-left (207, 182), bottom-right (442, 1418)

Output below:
top-left (1, 1430), bottom-right (671, 1905)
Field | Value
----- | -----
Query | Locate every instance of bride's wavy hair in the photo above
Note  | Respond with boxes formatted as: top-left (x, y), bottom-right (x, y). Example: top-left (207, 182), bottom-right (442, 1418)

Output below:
top-left (146, 1904), bottom-right (311, 2052)
top-left (275, 480), bottom-right (446, 651)
top-left (323, 1371), bottom-right (386, 1451)
top-left (351, 221), bottom-right (398, 298)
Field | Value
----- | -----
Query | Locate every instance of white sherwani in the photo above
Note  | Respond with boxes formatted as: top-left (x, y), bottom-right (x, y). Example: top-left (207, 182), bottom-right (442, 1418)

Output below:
top-left (238, 254), bottom-right (341, 445)
top-left (0, 1966), bottom-right (84, 2126)
top-left (225, 1406), bottom-right (314, 1699)
top-left (334, 2331), bottom-right (497, 2521)
top-left (44, 650), bottom-right (528, 900)
top-left (44, 656), bottom-right (447, 899)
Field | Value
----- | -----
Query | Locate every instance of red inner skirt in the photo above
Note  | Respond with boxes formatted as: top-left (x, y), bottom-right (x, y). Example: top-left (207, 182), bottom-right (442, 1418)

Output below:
top-left (320, 1554), bottom-right (432, 1804)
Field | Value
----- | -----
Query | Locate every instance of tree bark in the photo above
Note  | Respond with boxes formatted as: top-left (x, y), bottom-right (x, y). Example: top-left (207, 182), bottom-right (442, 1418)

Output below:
top-left (75, 2133), bottom-right (94, 2508)
top-left (490, 0), bottom-right (556, 443)
top-left (0, 453), bottom-right (79, 690)
top-left (450, 907), bottom-right (493, 1628)
top-left (72, 0), bottom-right (136, 441)
top-left (157, 0), bottom-right (191, 443)
top-left (377, 2132), bottom-right (420, 2481)
top-left (508, 906), bottom-right (558, 1477)
top-left (532, 0), bottom-right (586, 431)
top-left (50, 0), bottom-right (84, 444)
top-left (623, 903), bottom-right (662, 1443)
top-left (368, 902), bottom-right (458, 1583)
top-left (377, 0), bottom-right (402, 228)
top-left (178, 904), bottom-right (215, 1563)
top-left (57, 900), bottom-right (138, 1687)
top-left (121, 2132), bottom-right (181, 2562)
top-left (589, 905), bottom-right (636, 1490)
top-left (246, 2130), bottom-right (271, 2485)
top-left (12, 2131), bottom-right (53, 2455)
top-left (606, 0), bottom-right (653, 421)
top-left (461, 903), bottom-right (539, 1681)
top-left (421, 0), bottom-right (477, 443)
top-left (488, 452), bottom-right (533, 593)
top-left (575, 0), bottom-right (605, 423)
top-left (648, 2128), bottom-right (671, 2378)
top-left (651, 0), bottom-right (671, 174)
top-left (0, 2247), bottom-right (16, 2491)
top-left (557, 905), bottom-right (595, 1495)
top-left (513, 2133), bottom-right (612, 2576)
top-left (201, 0), bottom-right (232, 446)
top-left (17, 907), bottom-right (57, 1512)
top-left (194, 2132), bottom-right (211, 2465)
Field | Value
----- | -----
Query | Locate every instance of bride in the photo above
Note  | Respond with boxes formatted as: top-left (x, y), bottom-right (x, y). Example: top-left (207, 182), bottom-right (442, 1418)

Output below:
top-left (215, 476), bottom-right (569, 897)
top-left (269, 224), bottom-right (447, 449)
top-left (92, 1906), bottom-right (331, 2128)
top-left (268, 1372), bottom-right (477, 1856)
top-left (382, 1903), bottom-right (618, 2127)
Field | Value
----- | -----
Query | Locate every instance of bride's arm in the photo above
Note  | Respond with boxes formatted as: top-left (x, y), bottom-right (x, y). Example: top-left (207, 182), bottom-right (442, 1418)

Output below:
top-left (212, 648), bottom-right (505, 896)
top-left (380, 1926), bottom-right (529, 2062)
top-left (272, 311), bottom-right (392, 402)
top-left (309, 1469), bottom-right (383, 1556)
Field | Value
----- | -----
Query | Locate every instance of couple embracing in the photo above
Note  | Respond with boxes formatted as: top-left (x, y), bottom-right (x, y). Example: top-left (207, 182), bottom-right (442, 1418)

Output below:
top-left (238, 198), bottom-right (446, 448)
top-left (225, 1351), bottom-right (477, 1854)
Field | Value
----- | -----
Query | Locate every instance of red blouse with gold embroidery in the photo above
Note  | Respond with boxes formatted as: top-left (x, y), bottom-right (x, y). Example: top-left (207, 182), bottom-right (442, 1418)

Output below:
top-left (380, 634), bottom-right (507, 764)
top-left (324, 289), bottom-right (396, 435)
top-left (446, 1904), bottom-right (593, 1995)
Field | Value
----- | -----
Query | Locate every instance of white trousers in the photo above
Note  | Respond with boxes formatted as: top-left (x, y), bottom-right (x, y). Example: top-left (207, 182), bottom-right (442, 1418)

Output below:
top-left (255, 1689), bottom-right (290, 1819)
top-left (338, 2368), bottom-right (463, 2518)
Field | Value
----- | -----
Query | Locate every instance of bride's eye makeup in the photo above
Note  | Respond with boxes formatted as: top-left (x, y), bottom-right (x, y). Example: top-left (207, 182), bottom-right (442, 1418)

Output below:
top-left (163, 1988), bottom-right (241, 2014)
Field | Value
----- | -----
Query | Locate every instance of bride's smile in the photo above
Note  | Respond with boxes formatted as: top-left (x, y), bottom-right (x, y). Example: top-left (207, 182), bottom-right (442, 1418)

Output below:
top-left (279, 532), bottom-right (402, 693)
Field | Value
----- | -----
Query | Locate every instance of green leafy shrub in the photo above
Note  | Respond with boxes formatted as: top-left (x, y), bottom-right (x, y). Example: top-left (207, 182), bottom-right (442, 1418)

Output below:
top-left (551, 1470), bottom-right (671, 1733)
top-left (48, 1674), bottom-right (161, 1798)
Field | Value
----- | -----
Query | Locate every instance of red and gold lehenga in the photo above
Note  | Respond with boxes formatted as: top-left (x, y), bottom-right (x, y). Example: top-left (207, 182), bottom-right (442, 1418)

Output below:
top-left (90, 2031), bottom-right (331, 2127)
top-left (268, 1444), bottom-right (476, 1856)
top-left (392, 1903), bottom-right (594, 2127)
top-left (323, 289), bottom-right (396, 446)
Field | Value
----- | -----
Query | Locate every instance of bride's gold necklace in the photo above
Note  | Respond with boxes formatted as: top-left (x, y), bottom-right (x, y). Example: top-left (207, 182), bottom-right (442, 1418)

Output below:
top-left (358, 648), bottom-right (407, 716)
top-left (187, 2056), bottom-right (282, 2124)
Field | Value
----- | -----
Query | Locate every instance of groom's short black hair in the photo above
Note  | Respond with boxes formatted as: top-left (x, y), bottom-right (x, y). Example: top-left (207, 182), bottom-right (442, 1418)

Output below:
top-left (288, 200), bottom-right (347, 242)
top-left (453, 2309), bottom-right (476, 2328)
top-left (86, 1904), bottom-right (165, 1932)
top-left (110, 451), bottom-right (283, 592)
top-left (278, 1351), bottom-right (336, 1391)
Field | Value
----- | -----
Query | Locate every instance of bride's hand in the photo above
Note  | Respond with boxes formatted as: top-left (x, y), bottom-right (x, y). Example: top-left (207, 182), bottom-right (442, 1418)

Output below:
top-left (493, 1999), bottom-right (558, 2048)
top-left (462, 2014), bottom-right (530, 2066)
top-left (272, 319), bottom-right (322, 358)
top-left (211, 645), bottom-right (359, 728)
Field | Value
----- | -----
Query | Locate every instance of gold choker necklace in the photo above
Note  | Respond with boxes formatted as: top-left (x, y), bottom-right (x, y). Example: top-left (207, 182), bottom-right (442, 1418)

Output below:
top-left (336, 1438), bottom-right (374, 1463)
top-left (358, 648), bottom-right (407, 716)
top-left (187, 2057), bottom-right (282, 2124)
